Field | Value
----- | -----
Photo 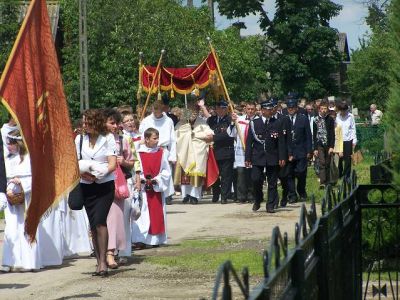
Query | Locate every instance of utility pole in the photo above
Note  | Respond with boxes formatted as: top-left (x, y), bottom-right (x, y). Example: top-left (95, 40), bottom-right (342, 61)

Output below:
top-left (208, 0), bottom-right (214, 26)
top-left (79, 0), bottom-right (89, 111)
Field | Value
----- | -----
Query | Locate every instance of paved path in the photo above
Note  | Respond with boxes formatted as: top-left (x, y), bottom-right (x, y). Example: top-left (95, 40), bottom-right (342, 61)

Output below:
top-left (0, 196), bottom-right (312, 299)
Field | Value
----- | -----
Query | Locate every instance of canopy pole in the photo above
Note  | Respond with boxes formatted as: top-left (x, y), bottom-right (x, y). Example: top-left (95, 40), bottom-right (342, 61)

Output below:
top-left (136, 51), bottom-right (143, 112)
top-left (208, 38), bottom-right (246, 149)
top-left (140, 50), bottom-right (165, 121)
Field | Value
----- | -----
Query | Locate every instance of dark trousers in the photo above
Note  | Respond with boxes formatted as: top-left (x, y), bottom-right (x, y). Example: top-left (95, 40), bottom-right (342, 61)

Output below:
top-left (212, 159), bottom-right (234, 201)
top-left (251, 165), bottom-right (265, 204)
top-left (339, 140), bottom-right (353, 178)
top-left (317, 145), bottom-right (330, 185)
top-left (287, 158), bottom-right (308, 199)
top-left (265, 165), bottom-right (280, 210)
top-left (235, 167), bottom-right (253, 202)
top-left (279, 165), bottom-right (290, 206)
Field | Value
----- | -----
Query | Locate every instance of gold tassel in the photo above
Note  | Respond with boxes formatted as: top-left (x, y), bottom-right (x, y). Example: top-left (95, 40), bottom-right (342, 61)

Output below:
top-left (136, 86), bottom-right (142, 100)
top-left (193, 86), bottom-right (200, 97)
top-left (170, 89), bottom-right (175, 98)
top-left (157, 91), bottom-right (162, 101)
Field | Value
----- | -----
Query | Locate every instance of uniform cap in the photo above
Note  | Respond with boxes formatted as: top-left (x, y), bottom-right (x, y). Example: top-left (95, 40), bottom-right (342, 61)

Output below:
top-left (260, 100), bottom-right (274, 109)
top-left (216, 100), bottom-right (228, 108)
top-left (286, 98), bottom-right (298, 108)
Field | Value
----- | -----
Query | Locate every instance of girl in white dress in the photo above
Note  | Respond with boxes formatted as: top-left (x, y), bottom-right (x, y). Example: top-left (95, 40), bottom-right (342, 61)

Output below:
top-left (0, 129), bottom-right (41, 271)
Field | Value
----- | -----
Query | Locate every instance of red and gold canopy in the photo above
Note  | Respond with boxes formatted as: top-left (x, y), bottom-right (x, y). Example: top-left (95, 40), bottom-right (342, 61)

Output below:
top-left (140, 52), bottom-right (218, 95)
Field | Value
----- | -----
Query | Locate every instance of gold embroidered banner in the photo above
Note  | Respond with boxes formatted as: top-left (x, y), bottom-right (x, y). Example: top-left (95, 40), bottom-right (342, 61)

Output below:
top-left (0, 0), bottom-right (79, 241)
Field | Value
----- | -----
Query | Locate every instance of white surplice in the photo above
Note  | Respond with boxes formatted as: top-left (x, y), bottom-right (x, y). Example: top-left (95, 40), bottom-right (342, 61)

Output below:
top-left (131, 145), bottom-right (171, 245)
top-left (37, 201), bottom-right (64, 267)
top-left (61, 197), bottom-right (92, 256)
top-left (1, 154), bottom-right (41, 270)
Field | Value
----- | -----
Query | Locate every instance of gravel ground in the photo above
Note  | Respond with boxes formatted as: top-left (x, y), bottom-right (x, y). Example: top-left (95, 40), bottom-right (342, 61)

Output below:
top-left (0, 195), bottom-right (310, 299)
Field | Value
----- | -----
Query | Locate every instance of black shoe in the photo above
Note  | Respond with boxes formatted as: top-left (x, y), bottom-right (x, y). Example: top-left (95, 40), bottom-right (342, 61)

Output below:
top-left (221, 198), bottom-right (228, 204)
top-left (280, 201), bottom-right (287, 208)
top-left (190, 197), bottom-right (198, 205)
top-left (266, 208), bottom-right (276, 213)
top-left (212, 196), bottom-right (219, 203)
top-left (239, 199), bottom-right (246, 204)
top-left (298, 196), bottom-right (307, 202)
top-left (182, 195), bottom-right (190, 204)
top-left (98, 270), bottom-right (108, 278)
top-left (288, 197), bottom-right (298, 204)
top-left (166, 196), bottom-right (173, 205)
top-left (252, 203), bottom-right (260, 211)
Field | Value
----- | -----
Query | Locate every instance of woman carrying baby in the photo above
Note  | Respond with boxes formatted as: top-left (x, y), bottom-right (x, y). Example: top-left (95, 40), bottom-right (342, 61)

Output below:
top-left (78, 109), bottom-right (117, 277)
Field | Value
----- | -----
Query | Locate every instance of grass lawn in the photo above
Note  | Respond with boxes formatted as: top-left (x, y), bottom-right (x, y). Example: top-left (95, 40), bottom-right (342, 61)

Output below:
top-left (279, 153), bottom-right (374, 204)
top-left (146, 238), bottom-right (267, 277)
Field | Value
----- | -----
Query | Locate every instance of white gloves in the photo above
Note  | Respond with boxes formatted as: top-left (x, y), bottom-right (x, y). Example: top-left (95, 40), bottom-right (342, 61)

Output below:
top-left (91, 164), bottom-right (109, 180)
top-left (78, 160), bottom-right (93, 174)
top-left (79, 160), bottom-right (109, 180)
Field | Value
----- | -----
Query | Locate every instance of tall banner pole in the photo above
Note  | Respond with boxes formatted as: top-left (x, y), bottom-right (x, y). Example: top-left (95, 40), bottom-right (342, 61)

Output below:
top-left (208, 38), bottom-right (246, 149)
top-left (136, 51), bottom-right (143, 112)
top-left (140, 49), bottom-right (165, 121)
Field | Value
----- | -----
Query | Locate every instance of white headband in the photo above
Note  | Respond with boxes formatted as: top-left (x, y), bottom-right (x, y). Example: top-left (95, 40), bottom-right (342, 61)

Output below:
top-left (6, 134), bottom-right (22, 140)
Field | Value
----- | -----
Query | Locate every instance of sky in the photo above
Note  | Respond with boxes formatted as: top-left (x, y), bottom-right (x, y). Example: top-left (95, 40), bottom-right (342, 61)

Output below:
top-left (192, 0), bottom-right (370, 51)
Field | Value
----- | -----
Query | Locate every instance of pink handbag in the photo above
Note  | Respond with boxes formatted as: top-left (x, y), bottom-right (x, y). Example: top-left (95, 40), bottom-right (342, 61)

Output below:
top-left (115, 164), bottom-right (130, 200)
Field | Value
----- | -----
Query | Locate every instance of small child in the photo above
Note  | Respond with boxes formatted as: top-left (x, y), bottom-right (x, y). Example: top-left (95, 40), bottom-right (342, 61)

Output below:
top-left (0, 129), bottom-right (41, 271)
top-left (132, 128), bottom-right (171, 248)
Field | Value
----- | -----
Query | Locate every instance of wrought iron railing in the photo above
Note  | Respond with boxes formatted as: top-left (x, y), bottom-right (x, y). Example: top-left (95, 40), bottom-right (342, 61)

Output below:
top-left (210, 170), bottom-right (400, 300)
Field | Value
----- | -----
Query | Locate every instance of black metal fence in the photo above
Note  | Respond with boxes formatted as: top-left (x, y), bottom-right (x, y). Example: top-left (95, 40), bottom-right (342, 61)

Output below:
top-left (210, 170), bottom-right (400, 300)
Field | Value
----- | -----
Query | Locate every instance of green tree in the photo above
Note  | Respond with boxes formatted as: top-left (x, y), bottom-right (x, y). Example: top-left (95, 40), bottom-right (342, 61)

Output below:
top-left (0, 0), bottom-right (20, 76)
top-left (386, 0), bottom-right (400, 173)
top-left (60, 0), bottom-right (266, 118)
top-left (346, 32), bottom-right (391, 112)
top-left (214, 0), bottom-right (343, 99)
top-left (346, 1), bottom-right (391, 112)
top-left (0, 1), bottom-right (20, 124)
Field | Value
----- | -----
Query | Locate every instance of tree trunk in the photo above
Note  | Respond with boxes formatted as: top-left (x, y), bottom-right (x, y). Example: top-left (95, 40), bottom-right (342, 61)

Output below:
top-left (187, 0), bottom-right (193, 7)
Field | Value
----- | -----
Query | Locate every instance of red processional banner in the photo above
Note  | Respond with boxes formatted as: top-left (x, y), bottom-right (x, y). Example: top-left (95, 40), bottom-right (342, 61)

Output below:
top-left (0, 0), bottom-right (79, 241)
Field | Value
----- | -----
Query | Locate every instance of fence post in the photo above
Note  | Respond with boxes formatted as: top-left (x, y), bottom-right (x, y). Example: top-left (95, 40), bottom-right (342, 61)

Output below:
top-left (315, 215), bottom-right (329, 299)
top-left (292, 248), bottom-right (305, 300)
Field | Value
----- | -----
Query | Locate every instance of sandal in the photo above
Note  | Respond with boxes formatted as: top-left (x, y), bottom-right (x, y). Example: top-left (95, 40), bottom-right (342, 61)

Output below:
top-left (106, 253), bottom-right (118, 269)
top-left (132, 242), bottom-right (146, 250)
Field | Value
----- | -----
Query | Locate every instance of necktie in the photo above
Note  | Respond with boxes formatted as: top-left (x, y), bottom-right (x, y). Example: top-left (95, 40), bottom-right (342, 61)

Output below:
top-left (291, 116), bottom-right (295, 126)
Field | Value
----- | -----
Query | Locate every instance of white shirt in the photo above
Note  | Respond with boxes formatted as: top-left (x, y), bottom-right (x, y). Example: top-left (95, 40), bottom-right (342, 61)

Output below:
top-left (336, 113), bottom-right (357, 145)
top-left (139, 113), bottom-right (177, 162)
top-left (75, 133), bottom-right (117, 184)
top-left (371, 109), bottom-right (383, 125)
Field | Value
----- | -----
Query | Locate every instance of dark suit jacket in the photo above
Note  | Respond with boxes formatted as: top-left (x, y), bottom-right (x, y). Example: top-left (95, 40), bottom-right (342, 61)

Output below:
top-left (0, 138), bottom-right (6, 193)
top-left (167, 112), bottom-right (179, 127)
top-left (287, 114), bottom-right (312, 159)
top-left (313, 115), bottom-right (335, 150)
top-left (245, 116), bottom-right (286, 167)
top-left (207, 115), bottom-right (235, 161)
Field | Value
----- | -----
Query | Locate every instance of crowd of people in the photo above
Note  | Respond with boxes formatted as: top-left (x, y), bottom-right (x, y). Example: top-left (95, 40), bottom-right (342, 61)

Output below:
top-left (0, 93), bottom-right (364, 276)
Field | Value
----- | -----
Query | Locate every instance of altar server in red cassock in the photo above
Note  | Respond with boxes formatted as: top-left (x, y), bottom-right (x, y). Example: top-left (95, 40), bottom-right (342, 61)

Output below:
top-left (132, 128), bottom-right (171, 246)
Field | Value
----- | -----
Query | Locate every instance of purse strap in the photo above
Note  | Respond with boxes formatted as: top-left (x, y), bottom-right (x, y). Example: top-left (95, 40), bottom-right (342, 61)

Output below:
top-left (79, 134), bottom-right (83, 160)
top-left (118, 135), bottom-right (123, 155)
